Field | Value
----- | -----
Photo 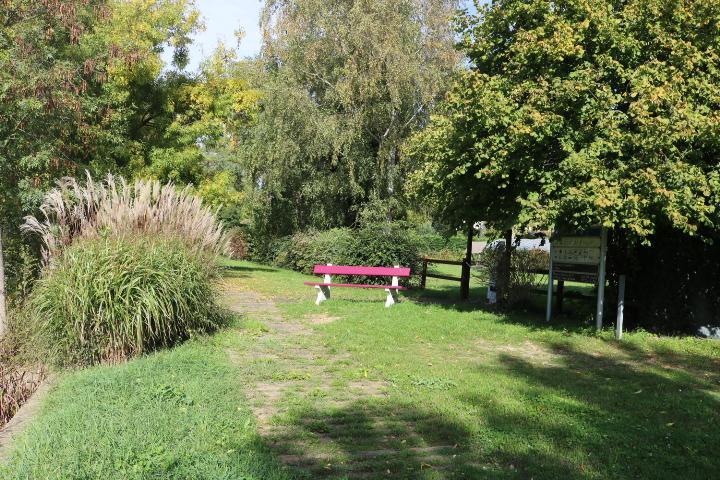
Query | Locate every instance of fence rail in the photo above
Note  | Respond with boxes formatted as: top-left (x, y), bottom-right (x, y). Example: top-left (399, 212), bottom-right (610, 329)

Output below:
top-left (420, 257), bottom-right (469, 289)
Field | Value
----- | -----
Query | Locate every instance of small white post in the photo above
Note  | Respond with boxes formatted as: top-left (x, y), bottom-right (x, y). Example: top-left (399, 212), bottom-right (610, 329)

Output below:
top-left (315, 263), bottom-right (332, 305)
top-left (615, 274), bottom-right (626, 340)
top-left (546, 242), bottom-right (554, 322)
top-left (385, 265), bottom-right (400, 307)
top-left (595, 228), bottom-right (608, 331)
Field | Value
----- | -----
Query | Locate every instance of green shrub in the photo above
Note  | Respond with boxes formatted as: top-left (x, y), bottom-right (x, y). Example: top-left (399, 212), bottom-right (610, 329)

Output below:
top-left (475, 246), bottom-right (549, 306)
top-left (344, 224), bottom-right (423, 284)
top-left (270, 223), bottom-right (423, 285)
top-left (273, 228), bottom-right (355, 274)
top-left (26, 235), bottom-right (227, 367)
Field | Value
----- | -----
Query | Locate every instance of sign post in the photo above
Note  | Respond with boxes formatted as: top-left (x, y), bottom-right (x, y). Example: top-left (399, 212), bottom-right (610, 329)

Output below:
top-left (595, 228), bottom-right (608, 331)
top-left (616, 274), bottom-right (626, 340)
top-left (546, 243), bottom-right (554, 322)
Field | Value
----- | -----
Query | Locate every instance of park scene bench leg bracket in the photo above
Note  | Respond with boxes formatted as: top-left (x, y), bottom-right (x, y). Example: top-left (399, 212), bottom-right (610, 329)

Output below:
top-left (385, 288), bottom-right (398, 307)
top-left (315, 285), bottom-right (330, 305)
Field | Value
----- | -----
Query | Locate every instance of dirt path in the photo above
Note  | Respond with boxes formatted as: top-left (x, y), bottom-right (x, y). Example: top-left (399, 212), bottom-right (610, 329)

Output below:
top-left (0, 375), bottom-right (54, 462)
top-left (224, 288), bottom-right (461, 479)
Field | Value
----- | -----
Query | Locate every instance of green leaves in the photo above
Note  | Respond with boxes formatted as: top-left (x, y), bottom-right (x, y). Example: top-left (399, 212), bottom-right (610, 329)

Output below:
top-left (241, 0), bottom-right (461, 237)
top-left (406, 0), bottom-right (720, 241)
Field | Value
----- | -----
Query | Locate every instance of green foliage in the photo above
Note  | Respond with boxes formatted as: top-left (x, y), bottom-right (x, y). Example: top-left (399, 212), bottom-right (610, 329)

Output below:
top-left (0, 0), bottom-right (203, 295)
top-left (406, 0), bottom-right (720, 240)
top-left (236, 0), bottom-right (460, 238)
top-left (415, 233), bottom-right (468, 259)
top-left (476, 245), bottom-right (549, 306)
top-left (273, 229), bottom-right (355, 275)
top-left (270, 224), bottom-right (424, 285)
top-left (343, 224), bottom-right (424, 282)
top-left (26, 235), bottom-right (226, 367)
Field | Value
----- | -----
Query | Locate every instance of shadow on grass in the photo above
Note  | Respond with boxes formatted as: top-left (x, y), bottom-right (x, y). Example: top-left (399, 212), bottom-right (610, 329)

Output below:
top-left (223, 264), bottom-right (280, 279)
top-left (261, 401), bottom-right (485, 479)
top-left (459, 343), bottom-right (720, 479)
top-left (598, 335), bottom-right (720, 381)
top-left (408, 284), bottom-right (598, 334)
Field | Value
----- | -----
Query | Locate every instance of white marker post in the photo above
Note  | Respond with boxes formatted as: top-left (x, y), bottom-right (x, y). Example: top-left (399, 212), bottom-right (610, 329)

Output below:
top-left (595, 228), bottom-right (608, 331)
top-left (615, 274), bottom-right (626, 340)
top-left (546, 242), bottom-right (554, 323)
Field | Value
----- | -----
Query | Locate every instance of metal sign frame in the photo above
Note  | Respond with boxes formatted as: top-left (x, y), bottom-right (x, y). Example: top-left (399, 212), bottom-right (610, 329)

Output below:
top-left (546, 227), bottom-right (608, 330)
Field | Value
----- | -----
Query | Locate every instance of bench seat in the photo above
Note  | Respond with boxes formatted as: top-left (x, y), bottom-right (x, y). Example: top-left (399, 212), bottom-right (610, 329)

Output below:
top-left (304, 282), bottom-right (409, 291)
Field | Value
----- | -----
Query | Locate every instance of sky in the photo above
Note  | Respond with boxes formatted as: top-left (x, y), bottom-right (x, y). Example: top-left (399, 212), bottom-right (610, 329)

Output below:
top-left (178, 0), bottom-right (478, 72)
top-left (182, 0), bottom-right (265, 71)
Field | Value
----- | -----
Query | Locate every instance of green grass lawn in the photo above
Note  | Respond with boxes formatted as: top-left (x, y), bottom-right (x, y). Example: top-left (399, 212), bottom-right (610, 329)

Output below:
top-left (0, 333), bottom-right (292, 480)
top-left (3, 260), bottom-right (720, 479)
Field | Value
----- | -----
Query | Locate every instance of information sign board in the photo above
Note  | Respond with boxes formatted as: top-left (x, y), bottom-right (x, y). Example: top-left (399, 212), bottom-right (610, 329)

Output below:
top-left (546, 228), bottom-right (608, 330)
top-left (551, 235), bottom-right (602, 284)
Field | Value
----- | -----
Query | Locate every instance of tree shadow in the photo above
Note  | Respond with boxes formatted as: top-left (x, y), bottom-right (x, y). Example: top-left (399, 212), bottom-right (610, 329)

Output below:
top-left (408, 285), bottom-right (599, 335)
top-left (260, 400), bottom-right (487, 479)
top-left (458, 343), bottom-right (720, 479)
top-left (597, 335), bottom-right (720, 382)
top-left (223, 264), bottom-right (279, 279)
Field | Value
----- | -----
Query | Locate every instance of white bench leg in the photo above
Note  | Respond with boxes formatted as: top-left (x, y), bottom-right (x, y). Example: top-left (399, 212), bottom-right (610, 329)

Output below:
top-left (385, 268), bottom-right (400, 307)
top-left (384, 288), bottom-right (398, 307)
top-left (316, 285), bottom-right (331, 305)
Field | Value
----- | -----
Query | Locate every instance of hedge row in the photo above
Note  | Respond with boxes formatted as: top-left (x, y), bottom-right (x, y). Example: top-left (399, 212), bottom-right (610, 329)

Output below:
top-left (263, 224), bottom-right (425, 286)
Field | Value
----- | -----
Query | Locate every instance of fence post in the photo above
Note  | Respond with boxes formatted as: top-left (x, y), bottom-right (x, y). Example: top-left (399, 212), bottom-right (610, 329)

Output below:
top-left (0, 227), bottom-right (6, 338)
top-left (420, 258), bottom-right (428, 289)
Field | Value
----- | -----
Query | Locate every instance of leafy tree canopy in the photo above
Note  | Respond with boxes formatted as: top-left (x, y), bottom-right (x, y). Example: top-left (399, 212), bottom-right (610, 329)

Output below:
top-left (0, 0), bottom-right (202, 290)
top-left (406, 0), bottom-right (720, 240)
top-left (240, 0), bottom-right (461, 237)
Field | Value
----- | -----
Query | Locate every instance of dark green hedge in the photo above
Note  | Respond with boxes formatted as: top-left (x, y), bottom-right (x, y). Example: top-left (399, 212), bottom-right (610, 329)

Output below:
top-left (268, 224), bottom-right (424, 286)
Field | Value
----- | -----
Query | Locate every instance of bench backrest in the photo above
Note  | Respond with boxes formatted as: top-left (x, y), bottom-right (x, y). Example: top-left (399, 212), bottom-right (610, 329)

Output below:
top-left (313, 265), bottom-right (411, 277)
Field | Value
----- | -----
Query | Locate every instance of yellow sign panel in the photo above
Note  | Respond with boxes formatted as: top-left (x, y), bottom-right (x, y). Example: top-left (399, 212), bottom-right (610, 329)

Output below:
top-left (551, 236), bottom-right (602, 266)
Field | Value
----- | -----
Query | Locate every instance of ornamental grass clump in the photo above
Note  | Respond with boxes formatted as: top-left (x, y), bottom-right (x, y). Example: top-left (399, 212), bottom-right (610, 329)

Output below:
top-left (22, 172), bottom-right (229, 264)
top-left (27, 235), bottom-right (226, 367)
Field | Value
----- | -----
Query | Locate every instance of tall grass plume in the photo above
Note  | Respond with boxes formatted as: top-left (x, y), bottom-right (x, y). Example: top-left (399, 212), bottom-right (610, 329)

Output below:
top-left (22, 172), bottom-right (229, 264)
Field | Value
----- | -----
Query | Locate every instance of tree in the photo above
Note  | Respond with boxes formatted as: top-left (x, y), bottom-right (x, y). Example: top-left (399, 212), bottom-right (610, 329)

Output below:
top-left (241, 0), bottom-right (461, 238)
top-left (406, 0), bottom-right (720, 241)
top-left (0, 0), bottom-right (201, 295)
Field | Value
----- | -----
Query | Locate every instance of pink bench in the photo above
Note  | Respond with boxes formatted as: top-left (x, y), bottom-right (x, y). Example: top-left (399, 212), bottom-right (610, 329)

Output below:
top-left (304, 264), bottom-right (411, 307)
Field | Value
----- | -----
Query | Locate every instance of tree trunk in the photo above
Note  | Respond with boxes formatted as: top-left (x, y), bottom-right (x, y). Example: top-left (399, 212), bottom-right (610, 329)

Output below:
top-left (0, 227), bottom-right (6, 338)
top-left (460, 223), bottom-right (474, 300)
top-left (496, 229), bottom-right (513, 303)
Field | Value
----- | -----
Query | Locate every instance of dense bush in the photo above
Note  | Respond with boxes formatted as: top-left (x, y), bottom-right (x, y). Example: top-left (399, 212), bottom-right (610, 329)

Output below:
top-left (227, 229), bottom-right (249, 260)
top-left (270, 224), bottom-right (423, 285)
top-left (415, 233), bottom-right (468, 260)
top-left (273, 229), bottom-right (355, 274)
top-left (476, 246), bottom-right (549, 306)
top-left (26, 235), bottom-right (227, 367)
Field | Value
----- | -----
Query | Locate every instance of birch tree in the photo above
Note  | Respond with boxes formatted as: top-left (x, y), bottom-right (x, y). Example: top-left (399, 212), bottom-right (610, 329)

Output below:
top-left (241, 0), bottom-right (461, 237)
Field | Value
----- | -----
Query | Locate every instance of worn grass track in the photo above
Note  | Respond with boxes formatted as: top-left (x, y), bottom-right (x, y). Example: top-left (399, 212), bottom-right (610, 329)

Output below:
top-left (220, 260), bottom-right (720, 479)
